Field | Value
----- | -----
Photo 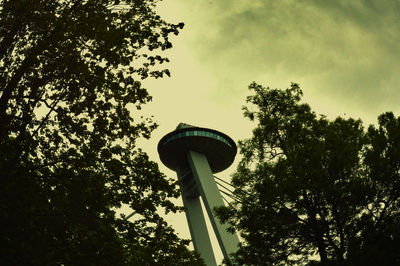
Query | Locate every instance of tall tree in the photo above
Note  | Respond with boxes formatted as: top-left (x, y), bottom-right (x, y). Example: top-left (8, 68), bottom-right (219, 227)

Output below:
top-left (0, 0), bottom-right (204, 264)
top-left (216, 82), bottom-right (400, 265)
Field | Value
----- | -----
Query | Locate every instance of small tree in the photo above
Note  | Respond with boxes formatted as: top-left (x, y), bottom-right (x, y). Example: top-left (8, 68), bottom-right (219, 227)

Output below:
top-left (216, 82), bottom-right (400, 265)
top-left (0, 0), bottom-right (204, 264)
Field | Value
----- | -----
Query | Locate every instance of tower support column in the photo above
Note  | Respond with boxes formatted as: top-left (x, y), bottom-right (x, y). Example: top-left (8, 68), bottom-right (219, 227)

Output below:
top-left (177, 168), bottom-right (217, 266)
top-left (187, 150), bottom-right (240, 260)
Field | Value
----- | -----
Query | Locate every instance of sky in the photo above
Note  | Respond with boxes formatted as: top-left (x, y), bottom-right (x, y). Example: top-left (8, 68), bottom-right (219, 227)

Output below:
top-left (128, 0), bottom-right (400, 263)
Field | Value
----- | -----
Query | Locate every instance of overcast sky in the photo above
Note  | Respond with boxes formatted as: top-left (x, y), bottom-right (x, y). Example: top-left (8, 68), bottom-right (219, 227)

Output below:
top-left (130, 0), bottom-right (400, 263)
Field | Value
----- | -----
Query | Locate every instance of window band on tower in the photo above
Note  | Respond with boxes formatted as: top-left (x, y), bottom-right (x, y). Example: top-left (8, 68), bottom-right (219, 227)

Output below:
top-left (163, 129), bottom-right (232, 147)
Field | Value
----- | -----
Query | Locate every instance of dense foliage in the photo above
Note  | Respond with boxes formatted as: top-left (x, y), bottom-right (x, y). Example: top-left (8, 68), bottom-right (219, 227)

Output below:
top-left (0, 0), bottom-right (204, 264)
top-left (217, 82), bottom-right (400, 265)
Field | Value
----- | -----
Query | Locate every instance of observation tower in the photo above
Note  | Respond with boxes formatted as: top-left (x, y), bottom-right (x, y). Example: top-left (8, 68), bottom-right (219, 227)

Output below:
top-left (158, 123), bottom-right (240, 266)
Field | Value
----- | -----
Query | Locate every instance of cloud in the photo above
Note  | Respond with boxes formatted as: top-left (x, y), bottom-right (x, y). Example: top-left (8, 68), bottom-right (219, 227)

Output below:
top-left (173, 0), bottom-right (400, 120)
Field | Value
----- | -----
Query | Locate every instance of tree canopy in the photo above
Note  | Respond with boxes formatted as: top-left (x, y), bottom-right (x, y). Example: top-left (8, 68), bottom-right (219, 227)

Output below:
top-left (0, 0), bottom-right (204, 264)
top-left (216, 82), bottom-right (400, 265)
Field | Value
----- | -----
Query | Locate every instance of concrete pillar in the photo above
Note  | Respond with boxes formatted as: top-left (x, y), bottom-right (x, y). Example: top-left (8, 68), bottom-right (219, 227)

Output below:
top-left (187, 150), bottom-right (240, 260)
top-left (177, 168), bottom-right (217, 266)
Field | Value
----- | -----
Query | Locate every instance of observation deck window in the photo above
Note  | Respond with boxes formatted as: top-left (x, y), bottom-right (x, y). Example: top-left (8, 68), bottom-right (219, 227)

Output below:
top-left (163, 129), bottom-right (232, 148)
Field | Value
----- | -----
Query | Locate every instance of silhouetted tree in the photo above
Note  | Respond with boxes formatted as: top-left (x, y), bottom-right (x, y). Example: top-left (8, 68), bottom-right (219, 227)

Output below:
top-left (216, 82), bottom-right (400, 265)
top-left (0, 0), bottom-right (204, 264)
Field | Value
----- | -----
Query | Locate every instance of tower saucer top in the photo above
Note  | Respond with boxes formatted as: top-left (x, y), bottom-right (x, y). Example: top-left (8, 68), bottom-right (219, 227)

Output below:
top-left (157, 124), bottom-right (237, 173)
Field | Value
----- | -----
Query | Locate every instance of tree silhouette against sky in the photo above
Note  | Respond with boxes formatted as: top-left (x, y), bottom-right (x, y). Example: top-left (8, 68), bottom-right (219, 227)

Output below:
top-left (217, 82), bottom-right (400, 266)
top-left (0, 1), bottom-right (204, 264)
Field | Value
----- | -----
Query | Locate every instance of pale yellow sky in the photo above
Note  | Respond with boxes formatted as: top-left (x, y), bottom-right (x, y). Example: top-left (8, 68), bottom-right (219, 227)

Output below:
top-left (124, 0), bottom-right (400, 263)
